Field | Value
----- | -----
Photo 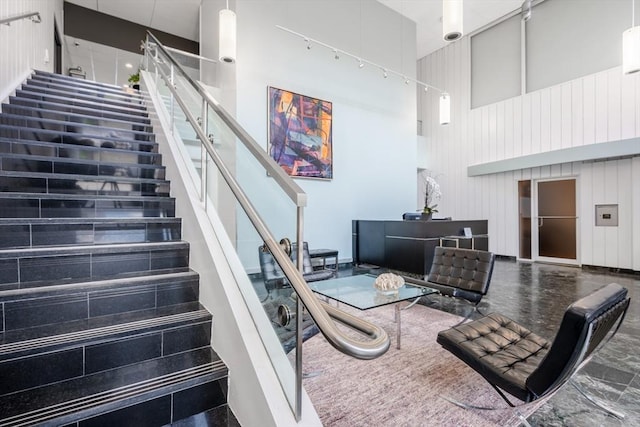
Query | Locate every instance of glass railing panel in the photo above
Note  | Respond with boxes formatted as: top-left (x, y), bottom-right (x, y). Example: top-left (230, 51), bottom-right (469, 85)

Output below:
top-left (202, 149), bottom-right (299, 411)
top-left (145, 42), bottom-right (302, 413)
top-left (203, 104), bottom-right (299, 263)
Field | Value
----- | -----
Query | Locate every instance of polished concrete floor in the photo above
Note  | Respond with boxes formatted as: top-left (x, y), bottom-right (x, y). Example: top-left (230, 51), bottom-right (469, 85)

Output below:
top-left (404, 259), bottom-right (639, 427)
top-left (256, 259), bottom-right (639, 426)
top-left (478, 260), bottom-right (640, 427)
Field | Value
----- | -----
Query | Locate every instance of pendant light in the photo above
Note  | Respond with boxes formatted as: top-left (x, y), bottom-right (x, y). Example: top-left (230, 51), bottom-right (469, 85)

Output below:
top-left (219, 0), bottom-right (236, 63)
top-left (623, 0), bottom-right (640, 74)
top-left (443, 0), bottom-right (463, 42)
top-left (439, 93), bottom-right (450, 125)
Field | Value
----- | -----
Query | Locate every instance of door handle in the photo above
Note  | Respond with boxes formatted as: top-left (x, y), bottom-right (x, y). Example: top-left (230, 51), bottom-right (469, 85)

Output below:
top-left (538, 217), bottom-right (544, 227)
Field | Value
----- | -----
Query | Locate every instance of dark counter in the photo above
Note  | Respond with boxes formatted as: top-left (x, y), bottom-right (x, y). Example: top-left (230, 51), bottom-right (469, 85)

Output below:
top-left (352, 219), bottom-right (488, 276)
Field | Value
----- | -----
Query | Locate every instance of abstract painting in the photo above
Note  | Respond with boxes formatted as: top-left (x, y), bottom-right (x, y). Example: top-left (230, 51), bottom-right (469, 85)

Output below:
top-left (268, 87), bottom-right (333, 179)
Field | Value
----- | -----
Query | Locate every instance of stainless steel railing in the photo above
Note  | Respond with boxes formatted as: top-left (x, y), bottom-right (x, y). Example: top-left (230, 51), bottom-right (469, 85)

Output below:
top-left (144, 31), bottom-right (389, 420)
top-left (0, 11), bottom-right (41, 26)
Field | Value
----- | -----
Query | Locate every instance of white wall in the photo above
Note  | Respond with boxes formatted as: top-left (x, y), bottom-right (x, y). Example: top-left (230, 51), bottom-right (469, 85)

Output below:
top-left (418, 37), bottom-right (640, 271)
top-left (232, 0), bottom-right (417, 265)
top-left (0, 0), bottom-right (63, 103)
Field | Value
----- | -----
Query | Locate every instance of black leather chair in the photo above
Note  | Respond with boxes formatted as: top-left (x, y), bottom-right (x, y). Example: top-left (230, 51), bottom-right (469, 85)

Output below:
top-left (258, 241), bottom-right (336, 294)
top-left (404, 246), bottom-right (495, 323)
top-left (436, 283), bottom-right (630, 423)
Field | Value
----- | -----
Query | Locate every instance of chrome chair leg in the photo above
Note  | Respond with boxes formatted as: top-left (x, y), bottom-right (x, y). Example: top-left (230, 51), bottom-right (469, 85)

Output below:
top-left (441, 396), bottom-right (532, 427)
top-left (570, 379), bottom-right (625, 420)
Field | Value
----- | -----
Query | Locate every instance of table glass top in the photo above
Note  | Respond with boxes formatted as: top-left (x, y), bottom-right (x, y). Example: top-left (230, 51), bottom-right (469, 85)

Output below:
top-left (310, 274), bottom-right (436, 310)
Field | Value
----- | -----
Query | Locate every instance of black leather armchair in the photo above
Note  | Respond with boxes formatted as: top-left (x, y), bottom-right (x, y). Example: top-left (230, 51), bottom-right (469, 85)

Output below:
top-left (258, 241), bottom-right (336, 293)
top-left (436, 283), bottom-right (630, 422)
top-left (404, 246), bottom-right (495, 323)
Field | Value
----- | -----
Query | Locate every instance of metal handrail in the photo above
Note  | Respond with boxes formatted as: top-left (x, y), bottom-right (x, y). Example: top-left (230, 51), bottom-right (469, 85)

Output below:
top-left (145, 32), bottom-right (390, 360)
top-left (165, 46), bottom-right (218, 65)
top-left (1, 11), bottom-right (41, 26)
top-left (146, 32), bottom-right (306, 208)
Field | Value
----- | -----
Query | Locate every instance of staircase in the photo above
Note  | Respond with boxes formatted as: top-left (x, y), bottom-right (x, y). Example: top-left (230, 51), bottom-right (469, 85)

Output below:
top-left (0, 71), bottom-right (233, 426)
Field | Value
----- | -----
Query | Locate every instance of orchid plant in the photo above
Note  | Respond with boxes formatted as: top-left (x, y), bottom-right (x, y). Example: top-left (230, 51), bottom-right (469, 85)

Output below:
top-left (422, 173), bottom-right (441, 215)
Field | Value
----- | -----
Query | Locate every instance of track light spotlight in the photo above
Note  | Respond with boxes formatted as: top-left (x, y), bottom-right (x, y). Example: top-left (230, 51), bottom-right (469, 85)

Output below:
top-left (334, 49), bottom-right (340, 60)
top-left (382, 69), bottom-right (388, 78)
top-left (358, 59), bottom-right (364, 68)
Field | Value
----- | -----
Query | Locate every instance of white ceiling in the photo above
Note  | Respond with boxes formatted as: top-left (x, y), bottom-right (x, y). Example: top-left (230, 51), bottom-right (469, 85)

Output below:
top-left (64, 0), bottom-right (524, 59)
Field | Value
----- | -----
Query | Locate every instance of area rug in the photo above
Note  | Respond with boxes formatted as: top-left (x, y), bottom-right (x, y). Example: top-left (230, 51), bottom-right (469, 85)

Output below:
top-left (291, 304), bottom-right (543, 427)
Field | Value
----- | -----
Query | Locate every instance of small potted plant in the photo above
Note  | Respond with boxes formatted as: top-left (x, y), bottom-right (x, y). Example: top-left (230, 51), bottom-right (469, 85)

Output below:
top-left (128, 70), bottom-right (140, 90)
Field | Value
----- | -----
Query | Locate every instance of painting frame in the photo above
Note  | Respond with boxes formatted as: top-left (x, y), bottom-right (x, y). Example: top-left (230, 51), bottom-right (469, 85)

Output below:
top-left (267, 86), bottom-right (333, 180)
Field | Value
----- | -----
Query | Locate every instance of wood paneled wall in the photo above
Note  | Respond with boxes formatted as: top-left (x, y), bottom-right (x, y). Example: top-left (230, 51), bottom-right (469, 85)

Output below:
top-left (418, 37), bottom-right (640, 270)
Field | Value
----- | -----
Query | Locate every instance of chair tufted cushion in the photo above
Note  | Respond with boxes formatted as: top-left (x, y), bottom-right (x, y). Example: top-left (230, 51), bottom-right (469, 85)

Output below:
top-left (437, 312), bottom-right (550, 402)
top-left (427, 247), bottom-right (495, 302)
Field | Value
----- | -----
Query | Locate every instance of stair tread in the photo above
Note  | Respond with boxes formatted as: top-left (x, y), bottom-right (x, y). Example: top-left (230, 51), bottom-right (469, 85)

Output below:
top-left (0, 240), bottom-right (189, 258)
top-left (0, 191), bottom-right (174, 201)
top-left (33, 71), bottom-right (142, 94)
top-left (0, 303), bottom-right (209, 356)
top-left (0, 269), bottom-right (198, 301)
top-left (0, 168), bottom-right (168, 182)
top-left (0, 113), bottom-right (155, 139)
top-left (25, 80), bottom-right (144, 102)
top-left (1, 104), bottom-right (154, 131)
top-left (0, 152), bottom-right (164, 172)
top-left (0, 347), bottom-right (225, 425)
top-left (9, 97), bottom-right (151, 125)
top-left (0, 217), bottom-right (180, 225)
top-left (0, 124), bottom-right (157, 149)
top-left (0, 266), bottom-right (191, 292)
top-left (0, 136), bottom-right (161, 158)
top-left (21, 85), bottom-right (145, 109)
top-left (15, 90), bottom-right (148, 116)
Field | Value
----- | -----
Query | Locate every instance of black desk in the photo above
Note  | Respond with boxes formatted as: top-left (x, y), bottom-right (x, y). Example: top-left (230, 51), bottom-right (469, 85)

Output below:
top-left (352, 219), bottom-right (488, 276)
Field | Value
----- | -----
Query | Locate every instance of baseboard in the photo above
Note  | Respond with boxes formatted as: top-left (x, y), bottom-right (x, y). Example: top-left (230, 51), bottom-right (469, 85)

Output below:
top-left (582, 264), bottom-right (640, 277)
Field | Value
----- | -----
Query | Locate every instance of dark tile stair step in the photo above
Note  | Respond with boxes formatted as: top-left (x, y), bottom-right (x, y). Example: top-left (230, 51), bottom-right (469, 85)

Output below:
top-left (0, 170), bottom-right (170, 197)
top-left (167, 404), bottom-right (240, 427)
top-left (0, 136), bottom-right (162, 166)
top-left (0, 270), bottom-right (199, 329)
top-left (33, 70), bottom-right (144, 96)
top-left (0, 217), bottom-right (181, 250)
top-left (0, 124), bottom-right (157, 153)
top-left (0, 152), bottom-right (165, 180)
top-left (0, 192), bottom-right (176, 219)
top-left (25, 79), bottom-right (145, 105)
top-left (0, 112), bottom-right (155, 142)
top-left (17, 85), bottom-right (146, 112)
top-left (0, 241), bottom-right (190, 289)
top-left (0, 347), bottom-right (227, 427)
top-left (1, 103), bottom-right (154, 133)
top-left (0, 305), bottom-right (210, 366)
top-left (8, 96), bottom-right (151, 126)
top-left (14, 90), bottom-right (149, 118)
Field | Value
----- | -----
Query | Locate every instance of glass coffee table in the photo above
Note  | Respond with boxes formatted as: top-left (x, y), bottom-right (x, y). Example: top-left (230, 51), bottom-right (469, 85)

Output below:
top-left (309, 274), bottom-right (437, 349)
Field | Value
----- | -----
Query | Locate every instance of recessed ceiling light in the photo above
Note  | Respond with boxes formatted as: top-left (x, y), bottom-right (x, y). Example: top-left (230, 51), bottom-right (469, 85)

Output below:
top-left (125, 63), bottom-right (133, 69)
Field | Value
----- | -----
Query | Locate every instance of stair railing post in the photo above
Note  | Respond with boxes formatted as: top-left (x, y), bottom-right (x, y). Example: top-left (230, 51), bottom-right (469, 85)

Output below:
top-left (154, 44), bottom-right (159, 87)
top-left (295, 206), bottom-right (304, 421)
top-left (169, 64), bottom-right (175, 135)
top-left (201, 99), bottom-right (208, 205)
